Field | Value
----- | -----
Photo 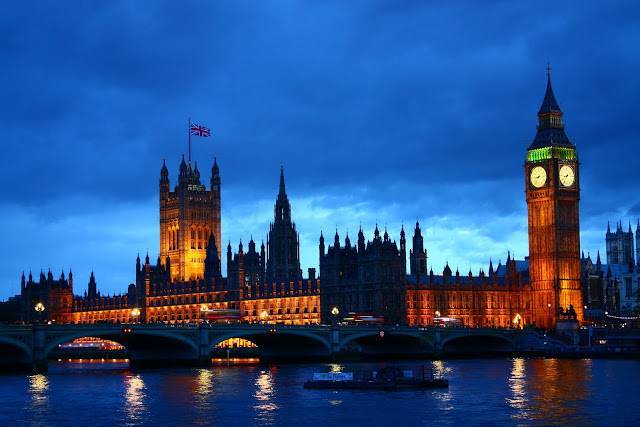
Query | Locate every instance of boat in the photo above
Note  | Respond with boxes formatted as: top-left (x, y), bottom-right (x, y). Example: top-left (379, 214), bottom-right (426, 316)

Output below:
top-left (304, 366), bottom-right (448, 390)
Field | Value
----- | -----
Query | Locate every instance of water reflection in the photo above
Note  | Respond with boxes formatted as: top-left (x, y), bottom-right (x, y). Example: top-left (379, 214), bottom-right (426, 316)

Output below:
top-left (329, 363), bottom-right (344, 373)
top-left (194, 369), bottom-right (214, 412)
top-left (124, 374), bottom-right (146, 424)
top-left (28, 374), bottom-right (50, 413)
top-left (431, 360), bottom-right (453, 411)
top-left (507, 358), bottom-right (592, 425)
top-left (508, 358), bottom-right (532, 421)
top-left (254, 369), bottom-right (278, 424)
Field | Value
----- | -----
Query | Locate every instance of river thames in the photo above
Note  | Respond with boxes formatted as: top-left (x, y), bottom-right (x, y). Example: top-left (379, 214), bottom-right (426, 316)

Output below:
top-left (1, 358), bottom-right (638, 426)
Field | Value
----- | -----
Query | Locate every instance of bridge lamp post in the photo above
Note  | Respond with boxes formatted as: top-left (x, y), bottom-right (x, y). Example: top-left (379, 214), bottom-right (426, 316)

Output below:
top-left (200, 304), bottom-right (209, 324)
top-left (260, 310), bottom-right (269, 325)
top-left (434, 310), bottom-right (441, 327)
top-left (130, 308), bottom-right (141, 324)
top-left (331, 306), bottom-right (340, 326)
top-left (34, 302), bottom-right (45, 324)
top-left (512, 313), bottom-right (522, 329)
top-left (547, 303), bottom-right (551, 330)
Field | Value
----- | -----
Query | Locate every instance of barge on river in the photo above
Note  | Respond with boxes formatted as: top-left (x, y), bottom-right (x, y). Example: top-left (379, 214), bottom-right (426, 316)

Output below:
top-left (304, 366), bottom-right (448, 391)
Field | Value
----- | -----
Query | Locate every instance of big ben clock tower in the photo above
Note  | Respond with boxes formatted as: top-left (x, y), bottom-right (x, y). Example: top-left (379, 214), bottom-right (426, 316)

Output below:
top-left (526, 70), bottom-right (583, 329)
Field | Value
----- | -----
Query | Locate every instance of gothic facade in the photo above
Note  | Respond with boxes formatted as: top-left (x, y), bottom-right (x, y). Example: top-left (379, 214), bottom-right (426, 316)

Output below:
top-left (580, 252), bottom-right (620, 318)
top-left (525, 72), bottom-right (583, 328)
top-left (227, 169), bottom-right (320, 325)
top-left (17, 73), bottom-right (588, 330)
top-left (597, 220), bottom-right (640, 313)
top-left (319, 225), bottom-right (407, 325)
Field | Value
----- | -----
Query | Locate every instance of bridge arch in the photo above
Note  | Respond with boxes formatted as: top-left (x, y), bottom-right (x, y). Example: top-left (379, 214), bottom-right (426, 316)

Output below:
top-left (210, 329), bottom-right (331, 358)
top-left (339, 330), bottom-right (434, 355)
top-left (0, 336), bottom-right (32, 366)
top-left (43, 329), bottom-right (199, 360)
top-left (441, 332), bottom-right (514, 355)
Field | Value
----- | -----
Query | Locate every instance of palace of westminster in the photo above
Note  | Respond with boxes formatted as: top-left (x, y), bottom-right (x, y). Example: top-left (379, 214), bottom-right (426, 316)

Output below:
top-left (17, 75), bottom-right (627, 329)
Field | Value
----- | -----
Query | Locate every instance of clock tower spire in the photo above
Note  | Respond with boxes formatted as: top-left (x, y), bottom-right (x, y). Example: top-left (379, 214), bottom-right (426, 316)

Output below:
top-left (525, 70), bottom-right (583, 329)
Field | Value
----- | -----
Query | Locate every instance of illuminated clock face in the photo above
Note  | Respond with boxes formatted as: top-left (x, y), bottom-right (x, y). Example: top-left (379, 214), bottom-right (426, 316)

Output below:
top-left (559, 165), bottom-right (575, 187)
top-left (530, 166), bottom-right (547, 188)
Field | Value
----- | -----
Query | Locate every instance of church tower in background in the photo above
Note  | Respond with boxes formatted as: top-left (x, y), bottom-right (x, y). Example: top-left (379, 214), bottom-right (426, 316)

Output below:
top-left (159, 156), bottom-right (222, 281)
top-left (525, 70), bottom-right (583, 329)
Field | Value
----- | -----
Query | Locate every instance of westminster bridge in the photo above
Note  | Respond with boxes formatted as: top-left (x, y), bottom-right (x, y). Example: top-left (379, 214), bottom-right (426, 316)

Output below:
top-left (0, 323), bottom-right (550, 371)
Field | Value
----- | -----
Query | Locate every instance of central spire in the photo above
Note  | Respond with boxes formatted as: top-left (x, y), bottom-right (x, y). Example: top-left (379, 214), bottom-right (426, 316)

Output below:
top-left (279, 165), bottom-right (286, 196)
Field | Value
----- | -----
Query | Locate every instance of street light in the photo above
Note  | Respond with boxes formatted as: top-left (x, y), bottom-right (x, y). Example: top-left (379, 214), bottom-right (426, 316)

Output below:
top-left (331, 306), bottom-right (340, 326)
top-left (260, 310), bottom-right (268, 324)
top-left (34, 302), bottom-right (45, 324)
top-left (512, 313), bottom-right (522, 329)
top-left (200, 304), bottom-right (209, 324)
top-left (130, 307), bottom-right (141, 324)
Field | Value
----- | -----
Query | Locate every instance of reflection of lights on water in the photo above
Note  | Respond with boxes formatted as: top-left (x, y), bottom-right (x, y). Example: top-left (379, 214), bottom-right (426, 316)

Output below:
top-left (29, 374), bottom-right (49, 407)
top-left (196, 369), bottom-right (214, 398)
top-left (329, 399), bottom-right (343, 406)
top-left (254, 370), bottom-right (279, 414)
top-left (124, 375), bottom-right (146, 421)
top-left (507, 357), bottom-right (530, 417)
top-left (431, 360), bottom-right (450, 378)
top-left (431, 361), bottom-right (453, 410)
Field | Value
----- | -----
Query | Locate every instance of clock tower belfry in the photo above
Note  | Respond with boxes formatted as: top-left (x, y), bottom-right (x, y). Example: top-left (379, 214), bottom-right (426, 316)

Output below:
top-left (525, 71), bottom-right (583, 329)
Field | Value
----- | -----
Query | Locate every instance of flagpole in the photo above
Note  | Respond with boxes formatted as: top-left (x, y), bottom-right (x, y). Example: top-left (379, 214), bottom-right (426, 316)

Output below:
top-left (188, 117), bottom-right (191, 163)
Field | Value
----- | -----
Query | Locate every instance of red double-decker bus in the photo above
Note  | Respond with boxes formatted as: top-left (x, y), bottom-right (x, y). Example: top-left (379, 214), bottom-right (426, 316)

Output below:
top-left (206, 309), bottom-right (241, 323)
top-left (342, 312), bottom-right (385, 325)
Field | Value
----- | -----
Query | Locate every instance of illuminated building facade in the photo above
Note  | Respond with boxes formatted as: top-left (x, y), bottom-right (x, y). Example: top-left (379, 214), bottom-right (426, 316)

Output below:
top-left (159, 156), bottom-right (221, 282)
top-left (17, 74), bottom-right (585, 330)
top-left (406, 255), bottom-right (532, 328)
top-left (525, 72), bottom-right (583, 328)
top-left (20, 270), bottom-right (74, 323)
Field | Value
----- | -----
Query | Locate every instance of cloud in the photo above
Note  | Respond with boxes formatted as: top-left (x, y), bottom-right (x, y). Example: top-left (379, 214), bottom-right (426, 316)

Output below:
top-left (1, 1), bottom-right (639, 298)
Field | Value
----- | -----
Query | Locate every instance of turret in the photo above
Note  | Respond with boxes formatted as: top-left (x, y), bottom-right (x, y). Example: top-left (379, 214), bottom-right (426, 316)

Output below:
top-left (160, 159), bottom-right (169, 194)
top-left (319, 231), bottom-right (325, 257)
top-left (193, 161), bottom-right (201, 183)
top-left (179, 155), bottom-right (188, 183)
top-left (357, 226), bottom-right (365, 252)
top-left (88, 271), bottom-right (97, 298)
top-left (334, 229), bottom-right (340, 248)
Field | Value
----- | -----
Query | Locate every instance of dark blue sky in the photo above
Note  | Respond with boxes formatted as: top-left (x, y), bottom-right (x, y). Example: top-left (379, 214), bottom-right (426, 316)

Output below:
top-left (2, 1), bottom-right (639, 299)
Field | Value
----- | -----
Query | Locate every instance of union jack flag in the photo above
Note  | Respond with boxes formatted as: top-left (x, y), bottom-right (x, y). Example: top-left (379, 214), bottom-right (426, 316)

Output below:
top-left (190, 122), bottom-right (211, 137)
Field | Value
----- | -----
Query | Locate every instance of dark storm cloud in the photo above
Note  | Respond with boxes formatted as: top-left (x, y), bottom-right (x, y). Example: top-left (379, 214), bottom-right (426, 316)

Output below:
top-left (1, 1), bottom-right (639, 297)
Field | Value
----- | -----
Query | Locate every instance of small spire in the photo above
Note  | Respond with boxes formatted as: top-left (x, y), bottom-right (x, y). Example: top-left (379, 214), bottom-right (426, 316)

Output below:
top-left (539, 64), bottom-right (561, 114)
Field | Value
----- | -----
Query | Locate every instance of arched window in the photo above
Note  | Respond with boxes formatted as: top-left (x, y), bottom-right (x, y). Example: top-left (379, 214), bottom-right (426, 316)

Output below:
top-left (197, 228), bottom-right (203, 249)
top-left (191, 228), bottom-right (196, 249)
